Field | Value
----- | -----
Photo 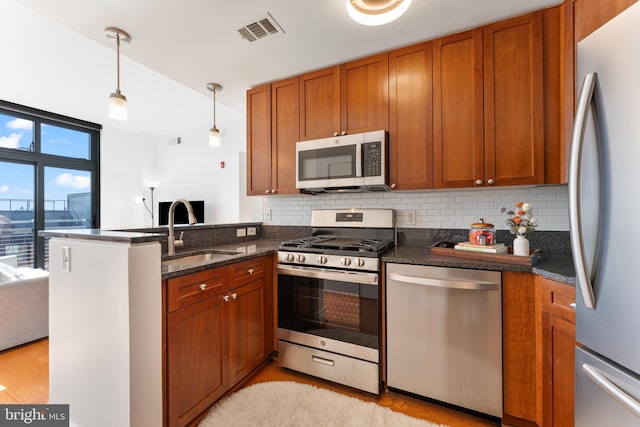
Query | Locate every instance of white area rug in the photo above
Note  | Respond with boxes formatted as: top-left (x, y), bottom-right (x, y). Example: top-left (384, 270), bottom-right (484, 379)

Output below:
top-left (199, 381), bottom-right (448, 427)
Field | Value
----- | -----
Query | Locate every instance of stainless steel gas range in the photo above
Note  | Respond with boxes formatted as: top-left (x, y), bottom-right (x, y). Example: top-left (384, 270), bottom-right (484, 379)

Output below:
top-left (276, 209), bottom-right (394, 394)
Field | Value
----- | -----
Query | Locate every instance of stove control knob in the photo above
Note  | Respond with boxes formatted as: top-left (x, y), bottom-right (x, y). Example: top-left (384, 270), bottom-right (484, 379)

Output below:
top-left (341, 257), bottom-right (352, 266)
top-left (286, 253), bottom-right (295, 262)
top-left (317, 256), bottom-right (328, 265)
top-left (355, 258), bottom-right (366, 267)
top-left (296, 254), bottom-right (306, 263)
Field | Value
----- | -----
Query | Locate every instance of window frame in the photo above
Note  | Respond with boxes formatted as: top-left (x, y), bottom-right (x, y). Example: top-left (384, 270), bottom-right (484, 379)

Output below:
top-left (0, 99), bottom-right (101, 268)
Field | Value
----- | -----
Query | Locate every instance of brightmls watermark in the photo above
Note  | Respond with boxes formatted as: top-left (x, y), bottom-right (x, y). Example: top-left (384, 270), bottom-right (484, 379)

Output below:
top-left (0, 405), bottom-right (68, 426)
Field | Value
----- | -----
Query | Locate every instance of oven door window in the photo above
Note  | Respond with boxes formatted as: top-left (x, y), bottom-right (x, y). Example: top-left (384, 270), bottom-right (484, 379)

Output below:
top-left (278, 273), bottom-right (379, 349)
top-left (298, 145), bottom-right (357, 181)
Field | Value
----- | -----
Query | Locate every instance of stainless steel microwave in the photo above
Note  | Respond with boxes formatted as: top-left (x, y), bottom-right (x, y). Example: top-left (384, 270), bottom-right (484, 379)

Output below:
top-left (295, 130), bottom-right (388, 194)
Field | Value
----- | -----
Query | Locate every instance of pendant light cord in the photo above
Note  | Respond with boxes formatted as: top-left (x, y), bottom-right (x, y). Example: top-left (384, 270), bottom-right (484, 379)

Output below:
top-left (116, 33), bottom-right (121, 93)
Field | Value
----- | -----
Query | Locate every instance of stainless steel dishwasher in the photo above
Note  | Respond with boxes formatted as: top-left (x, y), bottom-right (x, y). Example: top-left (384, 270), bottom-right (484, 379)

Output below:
top-left (386, 263), bottom-right (502, 418)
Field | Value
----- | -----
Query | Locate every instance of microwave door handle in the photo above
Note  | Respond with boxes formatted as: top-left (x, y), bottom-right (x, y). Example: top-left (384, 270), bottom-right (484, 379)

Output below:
top-left (355, 142), bottom-right (362, 178)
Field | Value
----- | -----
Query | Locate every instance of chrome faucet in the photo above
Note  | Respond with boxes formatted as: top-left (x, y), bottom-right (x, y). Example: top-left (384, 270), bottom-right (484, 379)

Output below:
top-left (167, 198), bottom-right (197, 256)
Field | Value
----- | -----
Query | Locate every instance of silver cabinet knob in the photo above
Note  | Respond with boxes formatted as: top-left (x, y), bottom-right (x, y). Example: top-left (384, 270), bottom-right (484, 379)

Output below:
top-left (199, 283), bottom-right (207, 291)
top-left (475, 179), bottom-right (483, 185)
top-left (223, 295), bottom-right (230, 302)
top-left (341, 131), bottom-right (346, 136)
top-left (333, 132), bottom-right (339, 137)
top-left (248, 268), bottom-right (254, 275)
top-left (570, 302), bottom-right (576, 311)
top-left (271, 189), bottom-right (276, 193)
top-left (487, 178), bottom-right (495, 185)
top-left (390, 183), bottom-right (396, 189)
top-left (265, 189), bottom-right (270, 194)
top-left (231, 293), bottom-right (238, 300)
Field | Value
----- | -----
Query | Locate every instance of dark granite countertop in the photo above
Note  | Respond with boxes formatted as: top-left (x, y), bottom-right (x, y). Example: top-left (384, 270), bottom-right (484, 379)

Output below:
top-left (39, 228), bottom-right (165, 244)
top-left (383, 246), bottom-right (576, 286)
top-left (161, 239), bottom-right (281, 279)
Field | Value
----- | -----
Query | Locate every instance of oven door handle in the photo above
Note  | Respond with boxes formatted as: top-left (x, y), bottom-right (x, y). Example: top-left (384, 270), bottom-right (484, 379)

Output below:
top-left (277, 264), bottom-right (378, 285)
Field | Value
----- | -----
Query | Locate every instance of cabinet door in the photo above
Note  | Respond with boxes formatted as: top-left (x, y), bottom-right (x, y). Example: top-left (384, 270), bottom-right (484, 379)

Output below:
top-left (227, 279), bottom-right (268, 386)
top-left (433, 29), bottom-right (484, 188)
top-left (271, 77), bottom-right (300, 195)
top-left (167, 296), bottom-right (228, 427)
top-left (388, 42), bottom-right (434, 190)
top-left (484, 12), bottom-right (544, 186)
top-left (247, 84), bottom-right (272, 195)
top-left (341, 53), bottom-right (389, 135)
top-left (299, 66), bottom-right (341, 140)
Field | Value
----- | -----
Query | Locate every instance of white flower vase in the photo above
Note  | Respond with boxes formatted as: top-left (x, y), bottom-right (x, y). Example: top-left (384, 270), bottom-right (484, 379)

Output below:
top-left (513, 235), bottom-right (530, 256)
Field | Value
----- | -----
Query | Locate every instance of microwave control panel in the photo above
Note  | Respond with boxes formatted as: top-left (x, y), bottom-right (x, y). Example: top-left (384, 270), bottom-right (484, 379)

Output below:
top-left (362, 142), bottom-right (382, 177)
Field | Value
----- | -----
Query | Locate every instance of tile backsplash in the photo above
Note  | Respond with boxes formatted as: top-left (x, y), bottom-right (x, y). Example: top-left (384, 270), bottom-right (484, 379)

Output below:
top-left (262, 184), bottom-right (569, 231)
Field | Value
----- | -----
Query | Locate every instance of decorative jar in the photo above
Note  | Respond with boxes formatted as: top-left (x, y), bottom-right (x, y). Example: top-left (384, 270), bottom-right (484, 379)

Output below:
top-left (469, 219), bottom-right (495, 246)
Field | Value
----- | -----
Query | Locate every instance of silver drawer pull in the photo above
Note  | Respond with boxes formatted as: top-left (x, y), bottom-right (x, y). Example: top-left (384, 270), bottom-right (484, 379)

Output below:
top-left (199, 283), bottom-right (207, 291)
top-left (312, 356), bottom-right (335, 367)
top-left (223, 295), bottom-right (230, 302)
top-left (231, 293), bottom-right (238, 300)
top-left (248, 268), bottom-right (254, 275)
top-left (570, 302), bottom-right (576, 311)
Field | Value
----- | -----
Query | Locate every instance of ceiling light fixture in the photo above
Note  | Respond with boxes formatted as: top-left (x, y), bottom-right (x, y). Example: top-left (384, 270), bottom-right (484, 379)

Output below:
top-left (105, 27), bottom-right (131, 121)
top-left (207, 83), bottom-right (223, 147)
top-left (346, 0), bottom-right (412, 26)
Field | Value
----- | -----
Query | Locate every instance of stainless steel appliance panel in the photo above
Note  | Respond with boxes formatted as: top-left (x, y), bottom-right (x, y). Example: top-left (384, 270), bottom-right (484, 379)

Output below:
top-left (575, 346), bottom-right (640, 425)
top-left (386, 264), bottom-right (502, 417)
top-left (572, 2), bottom-right (640, 377)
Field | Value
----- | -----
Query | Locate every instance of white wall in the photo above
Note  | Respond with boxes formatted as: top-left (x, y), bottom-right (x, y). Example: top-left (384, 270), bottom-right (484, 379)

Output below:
top-left (262, 185), bottom-right (570, 231)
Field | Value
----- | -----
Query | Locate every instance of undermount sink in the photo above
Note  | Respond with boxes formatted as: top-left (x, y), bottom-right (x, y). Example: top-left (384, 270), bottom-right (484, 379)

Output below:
top-left (162, 250), bottom-right (240, 267)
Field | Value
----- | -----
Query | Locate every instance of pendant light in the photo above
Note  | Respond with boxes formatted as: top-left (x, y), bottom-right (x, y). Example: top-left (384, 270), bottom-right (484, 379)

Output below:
top-left (346, 0), bottom-right (412, 26)
top-left (207, 83), bottom-right (223, 147)
top-left (105, 27), bottom-right (131, 121)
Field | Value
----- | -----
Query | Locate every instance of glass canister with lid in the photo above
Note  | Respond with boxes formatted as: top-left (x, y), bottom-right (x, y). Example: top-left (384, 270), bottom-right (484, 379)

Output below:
top-left (469, 218), bottom-right (495, 246)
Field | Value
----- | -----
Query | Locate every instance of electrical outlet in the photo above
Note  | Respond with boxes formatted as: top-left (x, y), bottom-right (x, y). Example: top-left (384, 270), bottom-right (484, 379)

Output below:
top-left (405, 210), bottom-right (416, 225)
top-left (61, 246), bottom-right (70, 272)
top-left (264, 208), bottom-right (272, 221)
top-left (247, 227), bottom-right (256, 236)
top-left (236, 228), bottom-right (246, 237)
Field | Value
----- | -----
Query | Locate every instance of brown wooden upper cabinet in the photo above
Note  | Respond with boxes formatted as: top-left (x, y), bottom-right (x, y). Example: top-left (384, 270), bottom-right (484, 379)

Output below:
top-left (434, 13), bottom-right (545, 188)
top-left (299, 53), bottom-right (389, 140)
top-left (389, 42), bottom-right (434, 190)
top-left (247, 78), bottom-right (300, 196)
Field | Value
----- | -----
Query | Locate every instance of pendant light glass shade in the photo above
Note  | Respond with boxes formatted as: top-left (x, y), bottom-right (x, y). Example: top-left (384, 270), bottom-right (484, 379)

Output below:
top-left (209, 127), bottom-right (221, 147)
top-left (346, 0), bottom-right (412, 26)
top-left (105, 27), bottom-right (131, 121)
top-left (206, 83), bottom-right (223, 147)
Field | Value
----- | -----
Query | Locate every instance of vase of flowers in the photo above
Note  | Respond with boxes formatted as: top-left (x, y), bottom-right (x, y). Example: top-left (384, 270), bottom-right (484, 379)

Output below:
top-left (499, 201), bottom-right (538, 256)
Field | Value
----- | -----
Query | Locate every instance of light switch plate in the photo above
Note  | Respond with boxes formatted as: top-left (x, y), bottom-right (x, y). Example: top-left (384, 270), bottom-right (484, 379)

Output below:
top-left (264, 208), bottom-right (272, 221)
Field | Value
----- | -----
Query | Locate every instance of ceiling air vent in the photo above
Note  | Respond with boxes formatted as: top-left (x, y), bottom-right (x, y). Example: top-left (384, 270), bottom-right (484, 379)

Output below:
top-left (235, 12), bottom-right (285, 43)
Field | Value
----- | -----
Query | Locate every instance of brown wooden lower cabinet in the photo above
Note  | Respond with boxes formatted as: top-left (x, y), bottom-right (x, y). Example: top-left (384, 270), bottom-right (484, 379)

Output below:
top-left (502, 271), bottom-right (576, 427)
top-left (539, 276), bottom-right (576, 427)
top-left (164, 255), bottom-right (273, 427)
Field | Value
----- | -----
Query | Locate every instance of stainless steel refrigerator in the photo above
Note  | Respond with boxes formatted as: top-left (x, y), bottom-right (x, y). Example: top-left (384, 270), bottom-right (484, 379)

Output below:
top-left (570, 3), bottom-right (640, 425)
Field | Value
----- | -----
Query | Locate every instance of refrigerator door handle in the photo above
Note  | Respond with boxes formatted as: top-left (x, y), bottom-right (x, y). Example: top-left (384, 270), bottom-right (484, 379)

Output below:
top-left (582, 363), bottom-right (640, 419)
top-left (569, 72), bottom-right (597, 309)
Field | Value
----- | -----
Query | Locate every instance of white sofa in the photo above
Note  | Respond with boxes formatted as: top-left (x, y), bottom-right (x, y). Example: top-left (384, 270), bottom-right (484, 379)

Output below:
top-left (0, 255), bottom-right (49, 351)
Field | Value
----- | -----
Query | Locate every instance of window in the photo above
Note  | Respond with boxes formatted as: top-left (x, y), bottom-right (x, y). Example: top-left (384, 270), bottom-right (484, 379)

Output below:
top-left (0, 100), bottom-right (100, 269)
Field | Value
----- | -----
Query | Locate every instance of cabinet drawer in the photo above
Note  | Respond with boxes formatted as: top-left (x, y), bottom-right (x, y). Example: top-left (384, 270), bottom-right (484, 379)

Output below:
top-left (167, 266), bottom-right (228, 312)
top-left (540, 277), bottom-right (576, 324)
top-left (229, 257), bottom-right (265, 287)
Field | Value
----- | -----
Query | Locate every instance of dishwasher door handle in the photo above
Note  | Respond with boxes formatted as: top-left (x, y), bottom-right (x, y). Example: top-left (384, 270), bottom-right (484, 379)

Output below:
top-left (387, 273), bottom-right (500, 291)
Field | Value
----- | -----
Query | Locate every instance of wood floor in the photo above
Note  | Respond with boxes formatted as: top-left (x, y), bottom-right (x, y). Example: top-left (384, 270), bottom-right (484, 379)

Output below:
top-left (0, 339), bottom-right (498, 427)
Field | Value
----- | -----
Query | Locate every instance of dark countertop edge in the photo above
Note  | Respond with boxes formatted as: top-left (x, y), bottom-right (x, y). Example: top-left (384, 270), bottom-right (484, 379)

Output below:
top-left (39, 229), bottom-right (165, 244)
top-left (383, 246), bottom-right (576, 286)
